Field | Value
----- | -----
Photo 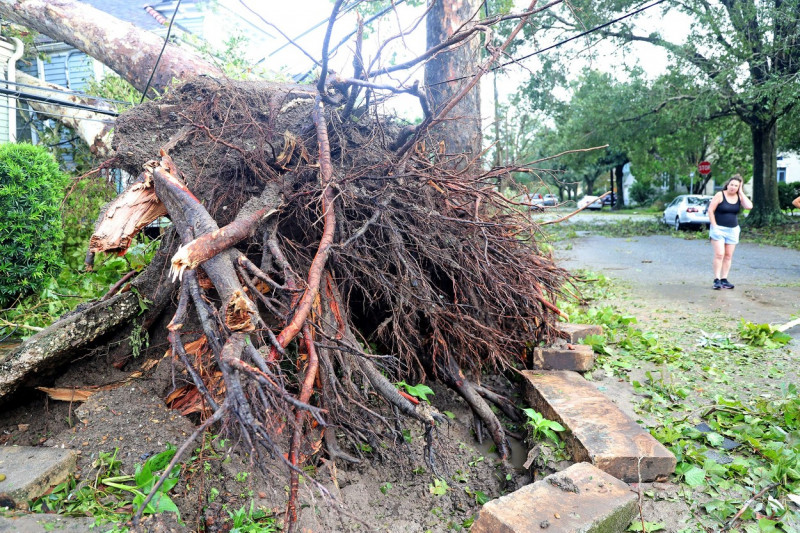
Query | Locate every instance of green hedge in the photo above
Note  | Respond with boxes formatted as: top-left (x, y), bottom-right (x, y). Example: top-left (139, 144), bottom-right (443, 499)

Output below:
top-left (778, 181), bottom-right (800, 212)
top-left (0, 143), bottom-right (68, 306)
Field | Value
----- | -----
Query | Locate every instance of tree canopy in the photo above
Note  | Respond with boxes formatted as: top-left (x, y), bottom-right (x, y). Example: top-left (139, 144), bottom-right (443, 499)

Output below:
top-left (530, 0), bottom-right (800, 224)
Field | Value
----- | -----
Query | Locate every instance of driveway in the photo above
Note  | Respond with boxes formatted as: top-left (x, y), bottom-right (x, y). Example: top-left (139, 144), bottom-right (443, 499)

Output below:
top-left (555, 234), bottom-right (800, 329)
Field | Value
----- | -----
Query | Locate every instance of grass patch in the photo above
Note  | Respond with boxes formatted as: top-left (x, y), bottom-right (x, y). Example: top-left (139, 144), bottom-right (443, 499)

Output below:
top-left (543, 211), bottom-right (800, 250)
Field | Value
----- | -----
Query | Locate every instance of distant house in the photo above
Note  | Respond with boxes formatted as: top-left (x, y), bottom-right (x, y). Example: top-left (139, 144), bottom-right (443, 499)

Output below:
top-left (777, 152), bottom-right (800, 185)
top-left (0, 36), bottom-right (23, 143)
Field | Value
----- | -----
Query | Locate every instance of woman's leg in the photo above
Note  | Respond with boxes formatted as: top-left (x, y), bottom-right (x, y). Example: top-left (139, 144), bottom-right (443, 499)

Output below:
top-left (721, 243), bottom-right (736, 279)
top-left (711, 238), bottom-right (725, 279)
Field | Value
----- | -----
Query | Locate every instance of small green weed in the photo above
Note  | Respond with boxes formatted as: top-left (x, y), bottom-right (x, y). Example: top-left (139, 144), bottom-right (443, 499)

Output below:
top-left (396, 381), bottom-right (435, 402)
top-left (226, 500), bottom-right (279, 532)
top-left (30, 445), bottom-right (181, 527)
top-left (522, 408), bottom-right (565, 446)
top-left (428, 477), bottom-right (449, 496)
top-left (562, 272), bottom-right (800, 529)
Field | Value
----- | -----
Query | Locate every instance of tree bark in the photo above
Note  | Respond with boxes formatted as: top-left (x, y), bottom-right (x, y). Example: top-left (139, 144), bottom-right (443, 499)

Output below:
top-left (425, 0), bottom-right (482, 170)
top-left (747, 121), bottom-right (783, 226)
top-left (0, 0), bottom-right (220, 96)
top-left (0, 292), bottom-right (140, 402)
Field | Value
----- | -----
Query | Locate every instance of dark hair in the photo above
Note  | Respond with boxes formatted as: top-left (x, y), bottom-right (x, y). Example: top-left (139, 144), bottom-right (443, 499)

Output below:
top-left (723, 174), bottom-right (743, 191)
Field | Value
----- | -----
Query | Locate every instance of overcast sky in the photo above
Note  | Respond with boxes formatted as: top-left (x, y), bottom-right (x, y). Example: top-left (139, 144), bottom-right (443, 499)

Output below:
top-left (229, 0), bottom-right (691, 120)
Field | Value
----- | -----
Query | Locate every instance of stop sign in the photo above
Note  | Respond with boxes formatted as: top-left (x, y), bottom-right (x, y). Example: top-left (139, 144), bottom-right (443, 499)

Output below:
top-left (698, 161), bottom-right (711, 175)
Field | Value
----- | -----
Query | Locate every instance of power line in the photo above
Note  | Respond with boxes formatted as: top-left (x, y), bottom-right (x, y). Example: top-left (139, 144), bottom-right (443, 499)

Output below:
top-left (296, 0), bottom-right (409, 82)
top-left (255, 0), bottom-right (366, 64)
top-left (0, 103), bottom-right (115, 124)
top-left (140, 0), bottom-right (183, 103)
top-left (0, 87), bottom-right (119, 116)
top-left (500, 0), bottom-right (669, 69)
top-left (428, 0), bottom-right (670, 88)
top-left (3, 79), bottom-right (135, 107)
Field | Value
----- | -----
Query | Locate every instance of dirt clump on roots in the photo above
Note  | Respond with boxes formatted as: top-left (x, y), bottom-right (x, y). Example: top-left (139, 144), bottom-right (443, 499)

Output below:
top-left (10, 75), bottom-right (570, 530)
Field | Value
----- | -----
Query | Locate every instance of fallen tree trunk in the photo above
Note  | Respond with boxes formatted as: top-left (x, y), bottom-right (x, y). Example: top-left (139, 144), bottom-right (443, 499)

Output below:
top-left (0, 0), bottom-right (220, 96)
top-left (0, 292), bottom-right (139, 401)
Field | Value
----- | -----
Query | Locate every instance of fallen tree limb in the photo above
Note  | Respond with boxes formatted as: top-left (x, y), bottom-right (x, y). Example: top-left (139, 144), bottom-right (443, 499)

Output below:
top-left (0, 292), bottom-right (139, 402)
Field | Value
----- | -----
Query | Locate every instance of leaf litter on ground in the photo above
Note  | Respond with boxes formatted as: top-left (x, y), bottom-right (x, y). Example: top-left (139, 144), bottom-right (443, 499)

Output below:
top-left (561, 271), bottom-right (800, 531)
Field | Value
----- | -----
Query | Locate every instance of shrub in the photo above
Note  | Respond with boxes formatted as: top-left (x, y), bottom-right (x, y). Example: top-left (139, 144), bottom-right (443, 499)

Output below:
top-left (778, 181), bottom-right (800, 212)
top-left (0, 143), bottom-right (68, 306)
top-left (629, 180), bottom-right (656, 206)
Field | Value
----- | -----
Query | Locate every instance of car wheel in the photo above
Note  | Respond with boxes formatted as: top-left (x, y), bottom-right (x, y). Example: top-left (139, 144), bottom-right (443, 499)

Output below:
top-left (674, 217), bottom-right (682, 231)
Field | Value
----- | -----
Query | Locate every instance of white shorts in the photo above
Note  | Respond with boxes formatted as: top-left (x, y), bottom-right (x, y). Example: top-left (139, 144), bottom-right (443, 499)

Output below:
top-left (709, 224), bottom-right (740, 245)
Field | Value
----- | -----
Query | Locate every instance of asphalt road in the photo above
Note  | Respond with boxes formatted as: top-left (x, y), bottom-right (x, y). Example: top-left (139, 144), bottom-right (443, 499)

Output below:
top-left (555, 233), bottom-right (800, 329)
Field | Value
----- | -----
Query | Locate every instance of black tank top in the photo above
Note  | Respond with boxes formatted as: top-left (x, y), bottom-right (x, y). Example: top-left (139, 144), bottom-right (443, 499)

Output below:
top-left (715, 194), bottom-right (740, 228)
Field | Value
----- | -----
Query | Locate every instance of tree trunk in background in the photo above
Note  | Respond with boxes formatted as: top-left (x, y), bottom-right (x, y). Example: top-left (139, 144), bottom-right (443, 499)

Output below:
top-left (425, 0), bottom-right (482, 170)
top-left (614, 163), bottom-right (625, 209)
top-left (0, 0), bottom-right (220, 96)
top-left (747, 121), bottom-right (783, 226)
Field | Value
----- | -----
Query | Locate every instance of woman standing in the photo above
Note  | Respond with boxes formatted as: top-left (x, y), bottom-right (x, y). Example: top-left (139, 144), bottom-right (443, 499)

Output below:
top-left (707, 174), bottom-right (753, 290)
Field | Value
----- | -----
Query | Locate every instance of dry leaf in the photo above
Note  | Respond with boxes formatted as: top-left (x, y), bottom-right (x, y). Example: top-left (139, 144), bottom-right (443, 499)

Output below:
top-left (36, 387), bottom-right (94, 402)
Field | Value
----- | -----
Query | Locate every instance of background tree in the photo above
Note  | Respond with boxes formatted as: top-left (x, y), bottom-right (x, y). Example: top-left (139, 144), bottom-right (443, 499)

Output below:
top-left (425, 0), bottom-right (483, 169)
top-left (526, 67), bottom-right (753, 202)
top-left (537, 0), bottom-right (800, 225)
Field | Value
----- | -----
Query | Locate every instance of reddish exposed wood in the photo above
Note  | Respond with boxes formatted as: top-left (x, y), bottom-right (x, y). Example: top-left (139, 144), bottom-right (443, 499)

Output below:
top-left (398, 389), bottom-right (421, 405)
top-left (273, 98), bottom-right (337, 352)
top-left (224, 290), bottom-right (256, 332)
top-left (89, 173), bottom-right (167, 255)
top-left (287, 323), bottom-right (320, 525)
top-left (100, 270), bottom-right (137, 301)
top-left (170, 207), bottom-right (276, 280)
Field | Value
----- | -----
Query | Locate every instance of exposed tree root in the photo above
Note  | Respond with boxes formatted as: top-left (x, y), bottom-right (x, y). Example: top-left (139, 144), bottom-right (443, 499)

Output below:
top-left (8, 71), bottom-right (572, 528)
top-left (438, 357), bottom-right (511, 460)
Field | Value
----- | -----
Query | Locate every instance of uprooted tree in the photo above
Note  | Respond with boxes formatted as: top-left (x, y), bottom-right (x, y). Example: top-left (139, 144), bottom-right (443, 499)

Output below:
top-left (1, 0), bottom-right (571, 528)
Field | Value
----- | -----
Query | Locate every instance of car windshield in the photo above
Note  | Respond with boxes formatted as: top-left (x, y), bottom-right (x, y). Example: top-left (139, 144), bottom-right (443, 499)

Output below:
top-left (686, 197), bottom-right (707, 205)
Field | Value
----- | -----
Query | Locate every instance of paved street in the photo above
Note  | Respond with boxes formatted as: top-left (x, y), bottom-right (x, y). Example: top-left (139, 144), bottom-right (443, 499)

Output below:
top-left (555, 234), bottom-right (800, 330)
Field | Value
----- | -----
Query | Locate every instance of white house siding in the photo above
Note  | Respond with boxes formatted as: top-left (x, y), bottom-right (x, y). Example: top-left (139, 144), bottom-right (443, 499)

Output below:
top-left (778, 153), bottom-right (800, 184)
top-left (0, 39), bottom-right (16, 144)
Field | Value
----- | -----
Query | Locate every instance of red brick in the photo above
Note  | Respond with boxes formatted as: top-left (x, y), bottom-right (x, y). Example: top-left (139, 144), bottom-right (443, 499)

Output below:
top-left (556, 323), bottom-right (603, 343)
top-left (522, 370), bottom-right (676, 482)
top-left (533, 345), bottom-right (595, 371)
top-left (471, 462), bottom-right (637, 532)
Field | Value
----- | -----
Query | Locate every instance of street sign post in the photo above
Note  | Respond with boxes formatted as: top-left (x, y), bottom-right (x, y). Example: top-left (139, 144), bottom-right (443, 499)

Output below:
top-left (698, 161), bottom-right (711, 176)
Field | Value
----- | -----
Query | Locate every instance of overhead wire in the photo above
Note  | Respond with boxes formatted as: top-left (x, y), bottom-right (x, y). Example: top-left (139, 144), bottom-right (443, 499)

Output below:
top-left (296, 0), bottom-right (409, 81)
top-left (0, 86), bottom-right (119, 116)
top-left (0, 102), bottom-right (115, 124)
top-left (140, 0), bottom-right (183, 103)
top-left (254, 0), bottom-right (368, 64)
top-left (5, 0), bottom-right (669, 126)
top-left (2, 79), bottom-right (135, 107)
top-left (426, 0), bottom-right (671, 87)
